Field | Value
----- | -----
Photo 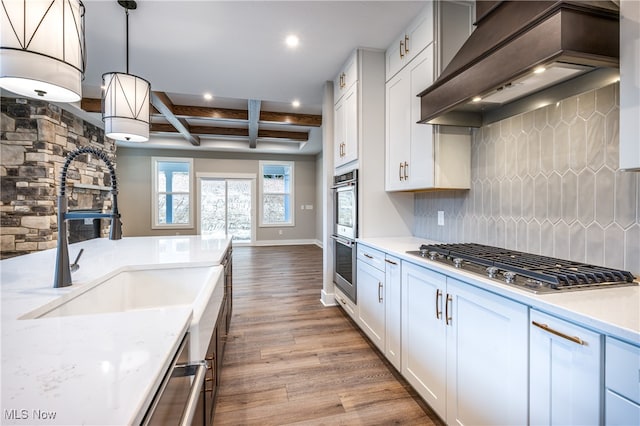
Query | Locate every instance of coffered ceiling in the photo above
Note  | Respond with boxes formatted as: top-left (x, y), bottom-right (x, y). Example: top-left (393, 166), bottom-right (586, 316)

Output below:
top-left (74, 0), bottom-right (426, 155)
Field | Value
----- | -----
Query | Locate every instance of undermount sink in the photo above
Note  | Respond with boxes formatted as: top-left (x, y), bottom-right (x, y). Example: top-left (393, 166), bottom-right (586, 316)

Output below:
top-left (21, 265), bottom-right (225, 361)
top-left (36, 267), bottom-right (215, 318)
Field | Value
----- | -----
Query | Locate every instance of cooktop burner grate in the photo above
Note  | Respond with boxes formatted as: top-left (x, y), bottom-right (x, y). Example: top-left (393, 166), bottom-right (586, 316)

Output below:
top-left (416, 243), bottom-right (636, 291)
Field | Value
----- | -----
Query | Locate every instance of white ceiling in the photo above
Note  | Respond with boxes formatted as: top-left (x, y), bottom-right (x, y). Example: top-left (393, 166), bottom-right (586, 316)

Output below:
top-left (79, 0), bottom-right (426, 154)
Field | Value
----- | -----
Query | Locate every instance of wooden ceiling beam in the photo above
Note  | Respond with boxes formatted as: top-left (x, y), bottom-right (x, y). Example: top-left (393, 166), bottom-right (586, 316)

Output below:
top-left (248, 99), bottom-right (261, 149)
top-left (151, 124), bottom-right (308, 141)
top-left (259, 111), bottom-right (322, 127)
top-left (151, 92), bottom-right (200, 146)
top-left (172, 105), bottom-right (248, 121)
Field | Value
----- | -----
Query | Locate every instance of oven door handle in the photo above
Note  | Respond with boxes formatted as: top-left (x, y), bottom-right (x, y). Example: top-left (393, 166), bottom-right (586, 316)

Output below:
top-left (331, 181), bottom-right (356, 190)
top-left (331, 234), bottom-right (354, 247)
top-left (177, 360), bottom-right (207, 426)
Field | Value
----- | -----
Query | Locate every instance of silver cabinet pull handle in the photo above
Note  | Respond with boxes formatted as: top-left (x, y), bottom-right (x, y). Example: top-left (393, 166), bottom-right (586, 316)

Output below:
top-left (378, 282), bottom-right (383, 303)
top-left (435, 289), bottom-right (442, 320)
top-left (404, 161), bottom-right (409, 180)
top-left (364, 253), bottom-right (373, 259)
top-left (445, 293), bottom-right (453, 325)
top-left (532, 321), bottom-right (585, 345)
top-left (399, 162), bottom-right (404, 181)
top-left (384, 259), bottom-right (398, 265)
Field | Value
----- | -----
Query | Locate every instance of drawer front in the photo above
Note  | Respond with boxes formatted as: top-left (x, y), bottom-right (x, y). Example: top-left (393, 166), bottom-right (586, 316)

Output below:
top-left (335, 286), bottom-right (357, 320)
top-left (606, 389), bottom-right (640, 425)
top-left (357, 244), bottom-right (386, 271)
top-left (606, 337), bottom-right (640, 404)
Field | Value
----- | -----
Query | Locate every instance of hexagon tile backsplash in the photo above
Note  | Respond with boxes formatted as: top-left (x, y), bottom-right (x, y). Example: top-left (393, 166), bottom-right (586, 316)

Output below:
top-left (414, 82), bottom-right (640, 276)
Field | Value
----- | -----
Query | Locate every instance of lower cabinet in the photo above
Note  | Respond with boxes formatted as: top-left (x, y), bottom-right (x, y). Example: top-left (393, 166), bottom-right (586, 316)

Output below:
top-left (357, 258), bottom-right (386, 350)
top-left (401, 260), bottom-right (528, 425)
top-left (529, 309), bottom-right (602, 425)
top-left (605, 337), bottom-right (640, 425)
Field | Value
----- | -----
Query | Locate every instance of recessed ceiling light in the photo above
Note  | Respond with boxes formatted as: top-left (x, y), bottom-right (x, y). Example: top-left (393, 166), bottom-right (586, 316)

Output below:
top-left (533, 66), bottom-right (546, 74)
top-left (203, 93), bottom-right (213, 101)
top-left (472, 96), bottom-right (482, 103)
top-left (286, 34), bottom-right (299, 48)
top-left (292, 100), bottom-right (300, 108)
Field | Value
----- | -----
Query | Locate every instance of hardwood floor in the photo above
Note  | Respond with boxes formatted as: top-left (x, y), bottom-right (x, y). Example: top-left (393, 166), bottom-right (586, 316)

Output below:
top-left (213, 245), bottom-right (442, 425)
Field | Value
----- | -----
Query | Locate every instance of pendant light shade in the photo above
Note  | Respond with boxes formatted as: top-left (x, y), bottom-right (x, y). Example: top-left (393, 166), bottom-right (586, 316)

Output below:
top-left (102, 72), bottom-right (150, 142)
top-left (0, 0), bottom-right (85, 102)
top-left (101, 0), bottom-right (149, 142)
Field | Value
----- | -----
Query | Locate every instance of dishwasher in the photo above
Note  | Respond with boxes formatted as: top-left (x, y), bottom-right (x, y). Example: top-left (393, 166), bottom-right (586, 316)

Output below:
top-left (141, 334), bottom-right (207, 426)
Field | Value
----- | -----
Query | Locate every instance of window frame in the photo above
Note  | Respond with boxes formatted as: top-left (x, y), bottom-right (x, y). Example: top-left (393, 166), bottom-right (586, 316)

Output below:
top-left (151, 156), bottom-right (194, 229)
top-left (258, 160), bottom-right (295, 227)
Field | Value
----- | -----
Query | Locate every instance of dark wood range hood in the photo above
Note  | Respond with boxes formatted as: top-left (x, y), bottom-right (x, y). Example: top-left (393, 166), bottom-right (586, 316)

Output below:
top-left (419, 1), bottom-right (620, 127)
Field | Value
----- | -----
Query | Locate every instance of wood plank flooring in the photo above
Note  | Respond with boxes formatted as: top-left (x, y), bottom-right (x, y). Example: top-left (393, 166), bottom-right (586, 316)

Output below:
top-left (213, 245), bottom-right (442, 425)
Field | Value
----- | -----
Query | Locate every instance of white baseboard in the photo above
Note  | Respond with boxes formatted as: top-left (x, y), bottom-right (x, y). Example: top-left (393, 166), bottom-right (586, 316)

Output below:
top-left (314, 239), bottom-right (323, 248)
top-left (320, 289), bottom-right (337, 306)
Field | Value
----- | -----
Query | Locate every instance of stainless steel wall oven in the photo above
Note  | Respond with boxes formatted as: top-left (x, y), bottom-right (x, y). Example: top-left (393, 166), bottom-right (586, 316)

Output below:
top-left (332, 169), bottom-right (357, 303)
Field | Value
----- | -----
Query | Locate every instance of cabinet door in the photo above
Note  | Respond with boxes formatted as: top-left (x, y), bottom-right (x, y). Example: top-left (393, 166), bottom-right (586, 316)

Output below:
top-left (446, 279), bottom-right (529, 426)
top-left (385, 2), bottom-right (434, 81)
top-left (334, 52), bottom-right (357, 103)
top-left (406, 45), bottom-right (434, 190)
top-left (606, 390), bottom-right (640, 426)
top-left (384, 255), bottom-right (401, 370)
top-left (530, 309), bottom-right (602, 426)
top-left (341, 83), bottom-right (358, 166)
top-left (334, 96), bottom-right (346, 167)
top-left (357, 260), bottom-right (385, 351)
top-left (385, 46), bottom-right (435, 192)
top-left (401, 261), bottom-right (447, 418)
top-left (385, 70), bottom-right (411, 191)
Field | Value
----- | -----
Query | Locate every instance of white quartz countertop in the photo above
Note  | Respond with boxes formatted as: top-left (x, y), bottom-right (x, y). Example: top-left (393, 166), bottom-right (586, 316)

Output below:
top-left (358, 237), bottom-right (640, 345)
top-left (1, 235), bottom-right (231, 425)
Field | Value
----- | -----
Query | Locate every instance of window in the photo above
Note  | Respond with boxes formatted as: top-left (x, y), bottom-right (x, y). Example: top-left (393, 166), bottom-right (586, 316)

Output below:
top-left (259, 161), bottom-right (294, 226)
top-left (152, 157), bottom-right (193, 228)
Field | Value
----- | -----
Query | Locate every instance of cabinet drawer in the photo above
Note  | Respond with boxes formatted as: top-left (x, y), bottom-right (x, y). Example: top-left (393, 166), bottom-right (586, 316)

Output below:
top-left (357, 244), bottom-right (386, 271)
top-left (606, 389), bottom-right (640, 425)
top-left (335, 286), bottom-right (357, 320)
top-left (606, 337), bottom-right (640, 404)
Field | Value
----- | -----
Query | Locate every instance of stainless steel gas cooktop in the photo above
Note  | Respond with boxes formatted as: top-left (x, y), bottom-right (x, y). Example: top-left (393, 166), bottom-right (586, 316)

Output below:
top-left (407, 243), bottom-right (638, 294)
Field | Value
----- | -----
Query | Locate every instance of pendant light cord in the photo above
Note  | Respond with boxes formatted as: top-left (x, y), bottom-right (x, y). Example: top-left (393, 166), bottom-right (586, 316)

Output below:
top-left (125, 8), bottom-right (129, 74)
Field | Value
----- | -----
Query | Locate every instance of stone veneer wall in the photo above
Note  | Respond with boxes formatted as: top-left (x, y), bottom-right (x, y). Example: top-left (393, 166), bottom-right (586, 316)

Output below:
top-left (1, 97), bottom-right (115, 259)
top-left (414, 82), bottom-right (640, 276)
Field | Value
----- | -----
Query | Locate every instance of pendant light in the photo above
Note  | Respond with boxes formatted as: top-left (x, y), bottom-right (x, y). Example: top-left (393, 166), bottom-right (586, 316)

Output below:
top-left (102, 0), bottom-right (150, 142)
top-left (0, 0), bottom-right (86, 102)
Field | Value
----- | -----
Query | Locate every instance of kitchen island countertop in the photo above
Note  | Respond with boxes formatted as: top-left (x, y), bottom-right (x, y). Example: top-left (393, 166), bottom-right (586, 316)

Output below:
top-left (358, 237), bottom-right (640, 345)
top-left (1, 235), bottom-right (230, 425)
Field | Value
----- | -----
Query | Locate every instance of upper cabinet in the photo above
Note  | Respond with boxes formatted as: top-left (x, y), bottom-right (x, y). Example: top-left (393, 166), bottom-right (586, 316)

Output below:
top-left (620, 0), bottom-right (640, 171)
top-left (334, 51), bottom-right (359, 169)
top-left (385, 1), bottom-right (474, 192)
top-left (385, 9), bottom-right (434, 81)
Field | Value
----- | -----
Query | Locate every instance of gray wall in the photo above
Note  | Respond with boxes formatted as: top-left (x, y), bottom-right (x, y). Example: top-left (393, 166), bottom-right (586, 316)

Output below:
top-left (116, 147), bottom-right (318, 243)
top-left (414, 82), bottom-right (640, 276)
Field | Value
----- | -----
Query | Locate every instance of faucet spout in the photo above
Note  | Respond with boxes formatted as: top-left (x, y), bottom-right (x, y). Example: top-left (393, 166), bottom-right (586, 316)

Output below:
top-left (54, 147), bottom-right (122, 288)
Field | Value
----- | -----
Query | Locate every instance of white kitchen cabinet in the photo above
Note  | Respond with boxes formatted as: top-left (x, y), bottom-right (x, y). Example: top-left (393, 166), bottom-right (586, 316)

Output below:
top-left (384, 254), bottom-right (401, 370)
top-left (530, 309), bottom-right (603, 425)
top-left (357, 244), bottom-right (386, 351)
top-left (605, 337), bottom-right (640, 425)
top-left (401, 260), bottom-right (528, 424)
top-left (385, 4), bottom-right (434, 81)
top-left (620, 0), bottom-right (640, 171)
top-left (335, 284), bottom-right (357, 322)
top-left (333, 52), bottom-right (357, 104)
top-left (384, 1), bottom-right (473, 192)
top-left (334, 52), bottom-right (359, 169)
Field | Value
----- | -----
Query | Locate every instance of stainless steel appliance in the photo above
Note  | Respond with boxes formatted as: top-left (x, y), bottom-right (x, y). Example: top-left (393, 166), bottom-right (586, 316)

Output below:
top-left (408, 243), bottom-right (637, 294)
top-left (332, 169), bottom-right (358, 303)
top-left (142, 334), bottom-right (207, 425)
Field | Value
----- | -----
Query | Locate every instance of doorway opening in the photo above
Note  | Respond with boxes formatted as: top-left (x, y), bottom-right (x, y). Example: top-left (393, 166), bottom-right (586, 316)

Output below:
top-left (198, 174), bottom-right (255, 244)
